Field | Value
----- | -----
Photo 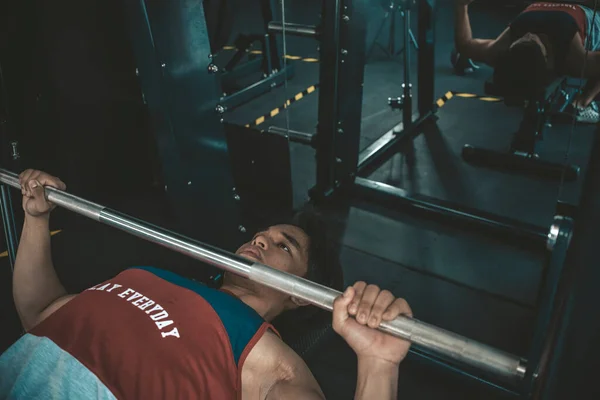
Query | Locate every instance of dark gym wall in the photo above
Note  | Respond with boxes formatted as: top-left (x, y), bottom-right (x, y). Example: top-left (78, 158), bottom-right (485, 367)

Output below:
top-left (1, 0), bottom-right (157, 201)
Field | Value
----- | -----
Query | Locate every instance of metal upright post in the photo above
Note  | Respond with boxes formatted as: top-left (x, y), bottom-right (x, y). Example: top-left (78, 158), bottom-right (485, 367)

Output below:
top-left (520, 216), bottom-right (572, 396)
top-left (534, 127), bottom-right (600, 399)
top-left (0, 185), bottom-right (18, 268)
top-left (0, 61), bottom-right (20, 270)
top-left (418, 0), bottom-right (435, 115)
top-left (261, 0), bottom-right (282, 72)
top-left (402, 7), bottom-right (413, 128)
top-left (313, 0), bottom-right (367, 200)
top-left (314, 0), bottom-right (342, 198)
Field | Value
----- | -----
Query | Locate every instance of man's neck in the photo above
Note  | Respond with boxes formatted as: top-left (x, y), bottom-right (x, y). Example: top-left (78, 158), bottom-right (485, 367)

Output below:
top-left (220, 283), bottom-right (283, 322)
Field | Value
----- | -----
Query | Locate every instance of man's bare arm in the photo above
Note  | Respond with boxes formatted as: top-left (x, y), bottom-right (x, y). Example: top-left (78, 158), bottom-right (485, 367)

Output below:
top-left (454, 4), bottom-right (510, 66)
top-left (13, 171), bottom-right (74, 331)
top-left (354, 358), bottom-right (399, 400)
top-left (566, 34), bottom-right (600, 78)
top-left (266, 381), bottom-right (324, 400)
top-left (13, 214), bottom-right (72, 330)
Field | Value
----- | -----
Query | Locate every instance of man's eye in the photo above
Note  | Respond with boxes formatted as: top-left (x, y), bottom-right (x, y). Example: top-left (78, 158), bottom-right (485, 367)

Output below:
top-left (279, 243), bottom-right (290, 252)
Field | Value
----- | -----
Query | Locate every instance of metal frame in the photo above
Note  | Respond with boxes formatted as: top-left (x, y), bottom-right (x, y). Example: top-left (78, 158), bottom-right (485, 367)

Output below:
top-left (0, 61), bottom-right (19, 269)
top-left (519, 216), bottom-right (573, 397)
top-left (313, 0), bottom-right (550, 249)
top-left (124, 0), bottom-right (242, 250)
top-left (218, 0), bottom-right (296, 112)
top-left (352, 177), bottom-right (548, 248)
top-left (0, 185), bottom-right (18, 268)
top-left (268, 22), bottom-right (320, 38)
top-left (267, 126), bottom-right (316, 146)
top-left (532, 123), bottom-right (600, 399)
top-left (220, 66), bottom-right (294, 111)
top-left (312, 0), bottom-right (367, 200)
top-left (351, 0), bottom-right (436, 183)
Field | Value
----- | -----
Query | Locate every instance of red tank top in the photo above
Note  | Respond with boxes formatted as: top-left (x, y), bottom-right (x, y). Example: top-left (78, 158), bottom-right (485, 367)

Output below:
top-left (522, 2), bottom-right (588, 43)
top-left (30, 267), bottom-right (278, 399)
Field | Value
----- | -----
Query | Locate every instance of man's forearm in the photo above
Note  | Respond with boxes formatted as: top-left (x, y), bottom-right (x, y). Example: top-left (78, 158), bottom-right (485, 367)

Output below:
top-left (454, 5), bottom-right (473, 52)
top-left (13, 215), bottom-right (66, 330)
top-left (354, 358), bottom-right (399, 400)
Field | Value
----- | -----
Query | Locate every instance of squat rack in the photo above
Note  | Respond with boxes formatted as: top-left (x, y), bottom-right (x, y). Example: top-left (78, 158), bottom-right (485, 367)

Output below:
top-left (310, 0), bottom-right (549, 249)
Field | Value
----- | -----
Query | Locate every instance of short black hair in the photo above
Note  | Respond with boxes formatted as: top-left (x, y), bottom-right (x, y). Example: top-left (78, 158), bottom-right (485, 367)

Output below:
top-left (494, 37), bottom-right (551, 97)
top-left (252, 208), bottom-right (343, 291)
top-left (291, 210), bottom-right (343, 290)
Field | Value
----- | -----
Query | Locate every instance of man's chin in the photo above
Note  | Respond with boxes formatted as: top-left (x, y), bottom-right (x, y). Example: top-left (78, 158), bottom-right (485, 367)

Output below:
top-left (237, 251), bottom-right (262, 263)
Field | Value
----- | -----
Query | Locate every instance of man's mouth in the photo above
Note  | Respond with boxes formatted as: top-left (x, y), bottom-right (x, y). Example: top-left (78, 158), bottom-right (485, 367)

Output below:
top-left (240, 248), bottom-right (262, 261)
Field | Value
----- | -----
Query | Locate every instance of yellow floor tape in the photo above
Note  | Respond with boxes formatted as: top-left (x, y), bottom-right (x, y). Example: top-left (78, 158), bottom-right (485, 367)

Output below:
top-left (245, 84), bottom-right (319, 128)
top-left (0, 230), bottom-right (62, 259)
top-left (452, 92), bottom-right (502, 102)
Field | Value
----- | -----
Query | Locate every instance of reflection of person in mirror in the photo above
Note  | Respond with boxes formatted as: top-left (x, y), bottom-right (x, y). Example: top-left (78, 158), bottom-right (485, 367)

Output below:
top-left (455, 0), bottom-right (600, 124)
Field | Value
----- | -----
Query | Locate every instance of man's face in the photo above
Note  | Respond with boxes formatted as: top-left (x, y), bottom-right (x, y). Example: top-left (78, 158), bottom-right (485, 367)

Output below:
top-left (235, 224), bottom-right (310, 277)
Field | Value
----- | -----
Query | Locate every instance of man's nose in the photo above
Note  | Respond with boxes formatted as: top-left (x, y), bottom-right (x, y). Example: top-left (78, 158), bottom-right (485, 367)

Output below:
top-left (253, 236), bottom-right (269, 249)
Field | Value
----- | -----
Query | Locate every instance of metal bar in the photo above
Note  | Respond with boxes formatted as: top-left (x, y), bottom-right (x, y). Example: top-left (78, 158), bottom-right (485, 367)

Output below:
top-left (353, 177), bottom-right (549, 249)
top-left (357, 111), bottom-right (433, 177)
top-left (407, 347), bottom-right (522, 397)
top-left (521, 216), bottom-right (572, 396)
top-left (267, 126), bottom-right (315, 146)
top-left (0, 168), bottom-right (526, 383)
top-left (315, 0), bottom-right (342, 197)
top-left (462, 145), bottom-right (580, 182)
top-left (221, 59), bottom-right (263, 90)
top-left (417, 0), bottom-right (436, 116)
top-left (220, 65), bottom-right (295, 112)
top-left (534, 122), bottom-right (600, 399)
top-left (262, 0), bottom-right (282, 71)
top-left (0, 184), bottom-right (18, 269)
top-left (268, 22), bottom-right (319, 38)
top-left (0, 63), bottom-right (21, 270)
top-left (402, 9), bottom-right (412, 128)
top-left (264, 34), bottom-right (273, 75)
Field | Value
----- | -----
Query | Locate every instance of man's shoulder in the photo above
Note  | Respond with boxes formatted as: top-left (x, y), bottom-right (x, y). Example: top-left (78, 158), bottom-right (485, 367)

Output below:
top-left (245, 330), bottom-right (303, 377)
top-left (242, 329), bottom-right (323, 398)
top-left (252, 330), bottom-right (297, 361)
top-left (244, 330), bottom-right (325, 398)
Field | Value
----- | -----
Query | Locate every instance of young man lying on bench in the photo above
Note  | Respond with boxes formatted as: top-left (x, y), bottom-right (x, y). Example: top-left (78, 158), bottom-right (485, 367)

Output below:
top-left (455, 0), bottom-right (600, 124)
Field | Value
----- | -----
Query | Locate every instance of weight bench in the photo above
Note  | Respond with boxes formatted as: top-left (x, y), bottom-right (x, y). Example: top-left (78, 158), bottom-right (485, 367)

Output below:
top-left (461, 74), bottom-right (580, 181)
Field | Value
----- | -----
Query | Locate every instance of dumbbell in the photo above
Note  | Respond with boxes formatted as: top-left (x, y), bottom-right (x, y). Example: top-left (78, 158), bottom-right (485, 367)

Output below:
top-left (451, 48), bottom-right (480, 75)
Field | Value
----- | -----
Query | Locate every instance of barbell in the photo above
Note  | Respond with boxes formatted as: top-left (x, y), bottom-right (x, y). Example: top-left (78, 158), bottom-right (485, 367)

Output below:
top-left (0, 168), bottom-right (526, 384)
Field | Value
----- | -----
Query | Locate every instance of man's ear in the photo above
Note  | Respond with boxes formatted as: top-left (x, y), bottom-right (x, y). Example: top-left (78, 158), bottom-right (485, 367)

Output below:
top-left (290, 296), bottom-right (310, 307)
